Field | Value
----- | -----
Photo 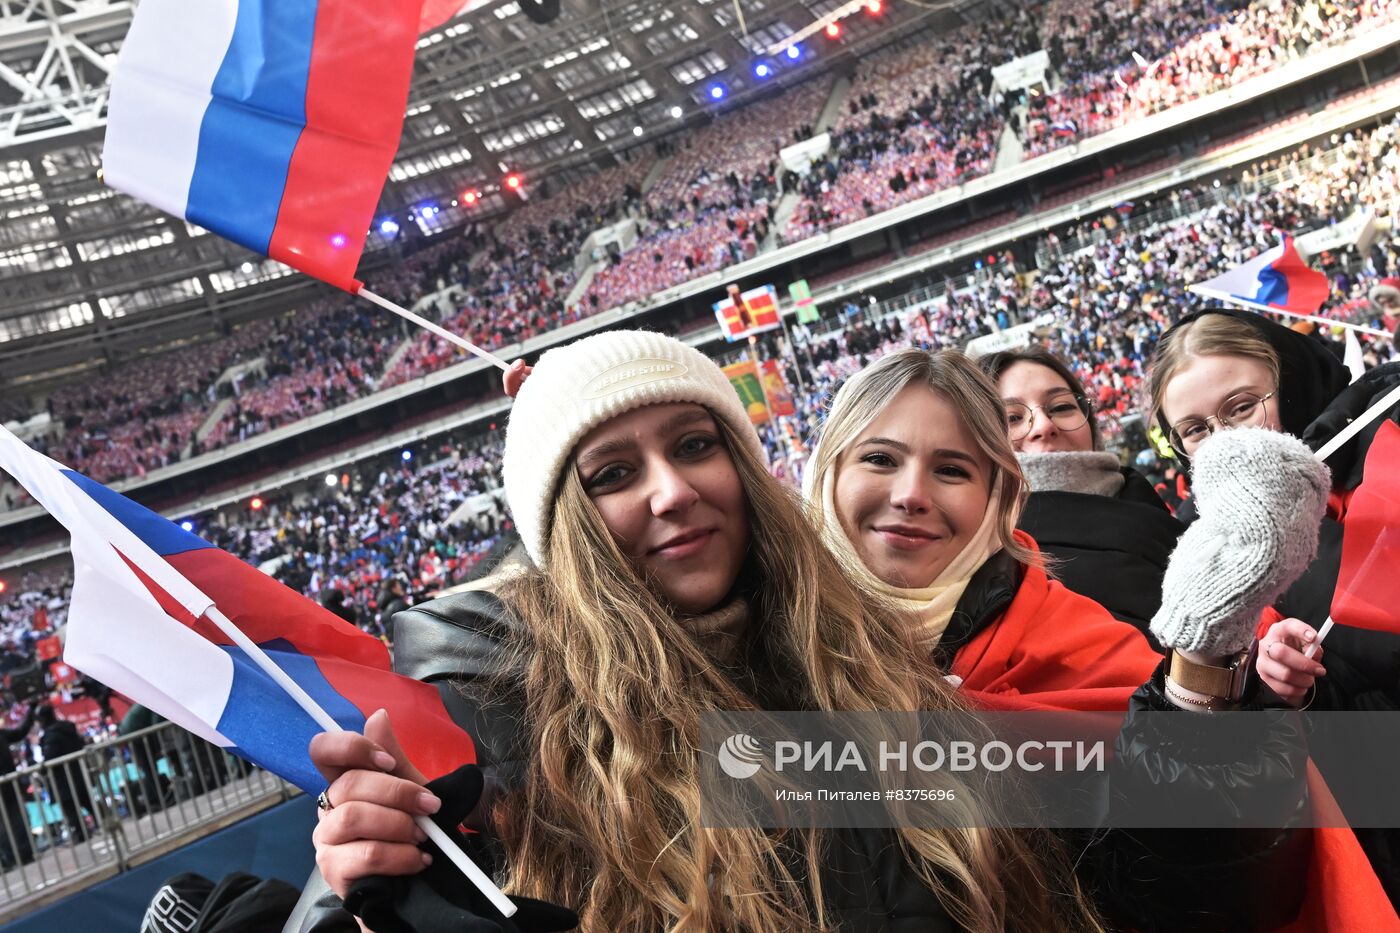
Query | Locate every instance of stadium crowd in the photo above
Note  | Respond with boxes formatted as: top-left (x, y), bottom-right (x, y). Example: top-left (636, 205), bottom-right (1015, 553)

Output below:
top-left (1025, 0), bottom-right (1400, 155)
top-left (11, 0), bottom-right (1398, 496)
top-left (783, 11), bottom-right (1037, 241)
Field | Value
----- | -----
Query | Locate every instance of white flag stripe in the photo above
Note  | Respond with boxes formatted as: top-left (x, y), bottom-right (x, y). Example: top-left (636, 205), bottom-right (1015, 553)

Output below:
top-left (64, 534), bottom-right (234, 747)
top-left (1190, 243), bottom-right (1283, 300)
top-left (0, 425), bottom-right (214, 618)
top-left (1344, 328), bottom-right (1367, 384)
top-left (103, 0), bottom-right (239, 219)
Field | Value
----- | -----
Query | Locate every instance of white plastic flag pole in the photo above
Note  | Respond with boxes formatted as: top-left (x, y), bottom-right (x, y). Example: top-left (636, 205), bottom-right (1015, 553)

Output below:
top-left (357, 287), bottom-right (512, 372)
top-left (1304, 619), bottom-right (1333, 660)
top-left (202, 607), bottom-right (517, 918)
top-left (1312, 381), bottom-right (1400, 463)
top-left (1300, 381), bottom-right (1400, 661)
top-left (1187, 286), bottom-right (1394, 339)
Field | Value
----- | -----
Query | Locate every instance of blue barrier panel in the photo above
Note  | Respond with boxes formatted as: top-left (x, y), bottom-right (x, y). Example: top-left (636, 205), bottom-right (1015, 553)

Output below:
top-left (1, 794), bottom-right (316, 933)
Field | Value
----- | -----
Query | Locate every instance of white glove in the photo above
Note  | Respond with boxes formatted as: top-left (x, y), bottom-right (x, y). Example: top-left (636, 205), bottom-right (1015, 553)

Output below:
top-left (1151, 428), bottom-right (1330, 656)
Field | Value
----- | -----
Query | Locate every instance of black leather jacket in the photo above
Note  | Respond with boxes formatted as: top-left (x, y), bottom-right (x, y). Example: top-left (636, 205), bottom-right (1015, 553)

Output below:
top-left (285, 581), bottom-right (1312, 933)
top-left (1017, 468), bottom-right (1184, 647)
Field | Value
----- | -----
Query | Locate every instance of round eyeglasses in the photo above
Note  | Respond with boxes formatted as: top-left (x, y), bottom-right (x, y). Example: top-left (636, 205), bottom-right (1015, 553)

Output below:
top-left (1004, 394), bottom-right (1091, 441)
top-left (1168, 390), bottom-right (1277, 455)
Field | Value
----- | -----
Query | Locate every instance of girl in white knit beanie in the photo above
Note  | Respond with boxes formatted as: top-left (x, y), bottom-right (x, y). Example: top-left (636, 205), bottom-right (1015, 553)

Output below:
top-left (311, 330), bottom-right (1103, 933)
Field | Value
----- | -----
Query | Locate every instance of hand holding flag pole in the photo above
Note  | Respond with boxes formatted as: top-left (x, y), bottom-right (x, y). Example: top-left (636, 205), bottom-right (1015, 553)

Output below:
top-left (1302, 380), bottom-right (1400, 660)
top-left (0, 427), bottom-right (515, 919)
top-left (200, 606), bottom-right (517, 918)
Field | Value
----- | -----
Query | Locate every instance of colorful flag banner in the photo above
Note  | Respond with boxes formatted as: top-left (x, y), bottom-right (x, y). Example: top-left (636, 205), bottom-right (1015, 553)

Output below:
top-left (715, 285), bottom-right (783, 341)
top-left (1330, 421), bottom-right (1400, 636)
top-left (790, 279), bottom-right (821, 324)
top-left (759, 360), bottom-right (796, 417)
top-left (35, 636), bottom-right (62, 662)
top-left (1189, 234), bottom-right (1330, 315)
top-left (723, 361), bottom-right (772, 424)
top-left (0, 425), bottom-right (475, 795)
top-left (102, 0), bottom-right (422, 293)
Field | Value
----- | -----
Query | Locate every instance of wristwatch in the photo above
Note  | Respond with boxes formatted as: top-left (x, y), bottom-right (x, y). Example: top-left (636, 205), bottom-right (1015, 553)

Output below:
top-left (1167, 643), bottom-right (1257, 704)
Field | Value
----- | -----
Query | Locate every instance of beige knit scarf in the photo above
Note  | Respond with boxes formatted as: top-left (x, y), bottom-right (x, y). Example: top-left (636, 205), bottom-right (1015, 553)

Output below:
top-left (813, 466), bottom-right (1005, 649)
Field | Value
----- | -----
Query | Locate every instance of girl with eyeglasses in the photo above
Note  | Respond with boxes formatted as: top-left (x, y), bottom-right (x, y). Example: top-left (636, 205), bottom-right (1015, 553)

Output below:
top-left (980, 346), bottom-right (1184, 645)
top-left (1148, 308), bottom-right (1400, 903)
top-left (799, 346), bottom-right (1342, 929)
top-left (1146, 309), bottom-right (1400, 705)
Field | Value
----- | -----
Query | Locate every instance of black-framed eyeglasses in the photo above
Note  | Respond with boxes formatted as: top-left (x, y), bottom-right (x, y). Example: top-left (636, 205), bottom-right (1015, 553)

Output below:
top-left (1168, 390), bottom-right (1277, 455)
top-left (1004, 394), bottom-right (1092, 441)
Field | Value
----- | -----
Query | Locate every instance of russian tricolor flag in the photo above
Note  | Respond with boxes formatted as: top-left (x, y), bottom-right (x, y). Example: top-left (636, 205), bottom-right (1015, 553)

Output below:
top-left (1189, 234), bottom-right (1331, 315)
top-left (0, 425), bottom-right (475, 795)
top-left (102, 0), bottom-right (422, 293)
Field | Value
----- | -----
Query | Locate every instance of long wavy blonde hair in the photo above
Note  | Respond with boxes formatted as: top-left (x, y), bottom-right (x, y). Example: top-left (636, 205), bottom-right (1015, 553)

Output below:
top-left (491, 408), bottom-right (1101, 933)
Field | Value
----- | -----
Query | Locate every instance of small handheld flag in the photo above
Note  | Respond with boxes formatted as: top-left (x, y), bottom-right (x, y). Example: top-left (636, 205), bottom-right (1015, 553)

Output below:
top-left (1329, 420), bottom-right (1400, 637)
top-left (789, 279), bottom-right (821, 324)
top-left (715, 285), bottom-right (782, 341)
top-left (0, 424), bottom-right (514, 916)
top-left (103, 0), bottom-right (423, 293)
top-left (1189, 234), bottom-right (1330, 315)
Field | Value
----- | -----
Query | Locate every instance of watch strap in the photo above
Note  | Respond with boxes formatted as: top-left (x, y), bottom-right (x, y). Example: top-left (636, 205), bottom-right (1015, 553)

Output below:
top-left (1168, 649), bottom-right (1241, 698)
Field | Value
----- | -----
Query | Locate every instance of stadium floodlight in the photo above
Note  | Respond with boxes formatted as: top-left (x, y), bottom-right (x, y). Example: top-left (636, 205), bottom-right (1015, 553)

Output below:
top-left (709, 83), bottom-right (726, 100)
top-left (401, 449), bottom-right (413, 462)
top-left (824, 21), bottom-right (841, 38)
top-left (504, 172), bottom-right (523, 191)
top-left (180, 521), bottom-right (195, 532)
top-left (250, 497), bottom-right (264, 511)
top-left (866, 0), bottom-right (882, 12)
top-left (462, 189), bottom-right (480, 206)
top-left (633, 125), bottom-right (644, 137)
top-left (786, 44), bottom-right (802, 60)
top-left (325, 473), bottom-right (339, 487)
top-left (379, 219), bottom-right (400, 236)
top-left (754, 62), bottom-right (771, 78)
top-left (670, 105), bottom-right (684, 118)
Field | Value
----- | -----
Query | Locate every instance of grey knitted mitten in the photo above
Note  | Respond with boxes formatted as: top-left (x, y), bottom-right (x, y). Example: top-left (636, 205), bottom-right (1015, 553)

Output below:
top-left (1150, 428), bottom-right (1330, 655)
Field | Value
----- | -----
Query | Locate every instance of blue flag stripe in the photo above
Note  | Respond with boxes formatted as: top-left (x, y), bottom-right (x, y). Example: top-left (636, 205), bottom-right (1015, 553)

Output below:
top-left (216, 640), bottom-right (366, 795)
top-left (61, 470), bottom-right (215, 557)
top-left (185, 0), bottom-right (318, 255)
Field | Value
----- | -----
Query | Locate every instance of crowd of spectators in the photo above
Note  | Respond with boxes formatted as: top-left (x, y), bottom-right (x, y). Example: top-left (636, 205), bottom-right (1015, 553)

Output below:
top-left (383, 156), bottom-right (655, 387)
top-left (3, 105), bottom-right (1398, 674)
top-left (204, 434), bottom-right (510, 627)
top-left (581, 81), bottom-right (834, 311)
top-left (784, 12), bottom-right (1039, 241)
top-left (1024, 0), bottom-right (1400, 155)
top-left (7, 4), bottom-right (1399, 505)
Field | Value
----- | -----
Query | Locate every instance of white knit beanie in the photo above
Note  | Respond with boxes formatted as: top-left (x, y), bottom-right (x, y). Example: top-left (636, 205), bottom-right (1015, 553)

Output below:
top-left (503, 330), bottom-right (765, 566)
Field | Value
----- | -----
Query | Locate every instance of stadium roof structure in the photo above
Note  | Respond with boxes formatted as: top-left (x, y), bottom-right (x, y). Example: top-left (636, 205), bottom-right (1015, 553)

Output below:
top-left (0, 0), bottom-right (967, 396)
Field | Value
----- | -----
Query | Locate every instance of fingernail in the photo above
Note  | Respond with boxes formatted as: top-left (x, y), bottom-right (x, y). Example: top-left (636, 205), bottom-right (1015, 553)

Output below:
top-left (1316, 667), bottom-right (1327, 677)
top-left (1304, 631), bottom-right (1315, 641)
top-left (420, 852), bottom-right (433, 866)
top-left (418, 792), bottom-right (441, 814)
top-left (373, 751), bottom-right (396, 771)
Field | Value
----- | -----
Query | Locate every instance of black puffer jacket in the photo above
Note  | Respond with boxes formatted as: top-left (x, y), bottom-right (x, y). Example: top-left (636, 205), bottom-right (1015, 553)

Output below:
top-left (1017, 468), bottom-right (1183, 646)
top-left (285, 582), bottom-right (1311, 933)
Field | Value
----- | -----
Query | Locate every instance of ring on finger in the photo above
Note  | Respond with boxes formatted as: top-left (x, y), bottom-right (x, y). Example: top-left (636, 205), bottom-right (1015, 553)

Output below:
top-left (317, 790), bottom-right (334, 812)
